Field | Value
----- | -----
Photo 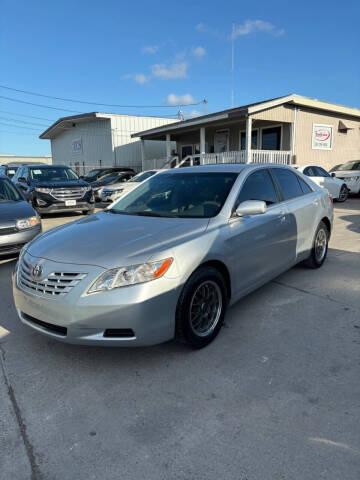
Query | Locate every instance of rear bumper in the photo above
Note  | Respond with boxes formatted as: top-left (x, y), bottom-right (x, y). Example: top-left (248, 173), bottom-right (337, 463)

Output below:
top-left (0, 226), bottom-right (41, 256)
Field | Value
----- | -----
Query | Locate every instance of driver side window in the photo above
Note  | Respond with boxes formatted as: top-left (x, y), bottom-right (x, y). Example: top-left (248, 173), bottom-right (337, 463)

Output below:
top-left (236, 169), bottom-right (278, 207)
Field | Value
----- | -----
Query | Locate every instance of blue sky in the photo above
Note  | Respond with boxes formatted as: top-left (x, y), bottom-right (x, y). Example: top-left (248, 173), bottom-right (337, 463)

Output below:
top-left (1, 0), bottom-right (359, 156)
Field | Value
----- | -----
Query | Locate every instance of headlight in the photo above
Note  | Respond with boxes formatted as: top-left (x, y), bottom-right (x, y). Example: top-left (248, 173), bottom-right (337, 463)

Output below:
top-left (16, 216), bottom-right (41, 230)
top-left (88, 258), bottom-right (173, 294)
top-left (35, 187), bottom-right (51, 193)
top-left (113, 188), bottom-right (124, 193)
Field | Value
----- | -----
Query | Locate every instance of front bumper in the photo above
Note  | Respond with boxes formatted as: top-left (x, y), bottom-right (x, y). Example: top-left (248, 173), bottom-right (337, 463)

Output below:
top-left (35, 201), bottom-right (94, 214)
top-left (336, 178), bottom-right (360, 194)
top-left (0, 226), bottom-right (41, 256)
top-left (13, 254), bottom-right (181, 346)
top-left (33, 191), bottom-right (95, 213)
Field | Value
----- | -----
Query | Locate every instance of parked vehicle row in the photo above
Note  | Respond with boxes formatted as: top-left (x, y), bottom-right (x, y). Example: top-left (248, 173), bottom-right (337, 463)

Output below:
top-left (330, 160), bottom-right (360, 195)
top-left (294, 165), bottom-right (349, 202)
top-left (12, 164), bottom-right (333, 349)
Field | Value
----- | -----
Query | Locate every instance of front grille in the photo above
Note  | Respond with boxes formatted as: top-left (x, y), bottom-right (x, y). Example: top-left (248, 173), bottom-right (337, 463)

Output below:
top-left (0, 226), bottom-right (17, 236)
top-left (50, 187), bottom-right (86, 200)
top-left (21, 312), bottom-right (67, 336)
top-left (0, 243), bottom-right (24, 254)
top-left (19, 258), bottom-right (87, 297)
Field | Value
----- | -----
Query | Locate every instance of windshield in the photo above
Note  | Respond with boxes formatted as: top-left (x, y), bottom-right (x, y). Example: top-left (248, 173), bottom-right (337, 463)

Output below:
top-left (30, 167), bottom-right (79, 182)
top-left (84, 169), bottom-right (104, 181)
top-left (110, 172), bottom-right (237, 218)
top-left (0, 178), bottom-right (22, 202)
top-left (335, 161), bottom-right (360, 171)
top-left (96, 172), bottom-right (127, 184)
top-left (128, 171), bottom-right (156, 183)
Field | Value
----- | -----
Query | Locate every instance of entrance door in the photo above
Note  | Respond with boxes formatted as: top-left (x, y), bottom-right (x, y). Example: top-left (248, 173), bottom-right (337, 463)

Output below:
top-left (181, 145), bottom-right (193, 159)
top-left (214, 130), bottom-right (229, 153)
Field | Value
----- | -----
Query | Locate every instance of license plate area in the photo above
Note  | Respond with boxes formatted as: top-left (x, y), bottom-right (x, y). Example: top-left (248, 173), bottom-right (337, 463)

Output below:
top-left (65, 200), bottom-right (76, 206)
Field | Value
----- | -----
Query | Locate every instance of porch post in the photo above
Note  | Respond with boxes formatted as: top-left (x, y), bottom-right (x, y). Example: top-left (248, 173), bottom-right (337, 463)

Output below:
top-left (140, 138), bottom-right (145, 170)
top-left (200, 127), bottom-right (206, 164)
top-left (245, 116), bottom-right (252, 163)
top-left (166, 134), bottom-right (171, 160)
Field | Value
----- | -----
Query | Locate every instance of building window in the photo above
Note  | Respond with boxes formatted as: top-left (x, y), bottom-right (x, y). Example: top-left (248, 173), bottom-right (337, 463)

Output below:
top-left (261, 126), bottom-right (281, 150)
top-left (240, 130), bottom-right (258, 150)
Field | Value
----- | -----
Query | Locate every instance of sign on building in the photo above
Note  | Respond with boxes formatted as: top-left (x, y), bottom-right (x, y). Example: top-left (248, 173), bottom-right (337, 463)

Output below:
top-left (312, 124), bottom-right (333, 150)
top-left (71, 137), bottom-right (83, 154)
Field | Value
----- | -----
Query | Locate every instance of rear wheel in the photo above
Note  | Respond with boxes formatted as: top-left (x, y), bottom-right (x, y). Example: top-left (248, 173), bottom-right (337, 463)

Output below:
top-left (304, 221), bottom-right (329, 269)
top-left (336, 185), bottom-right (348, 202)
top-left (175, 266), bottom-right (228, 348)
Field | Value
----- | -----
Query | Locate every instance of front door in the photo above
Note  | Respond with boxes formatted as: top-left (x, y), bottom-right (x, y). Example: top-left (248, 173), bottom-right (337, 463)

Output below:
top-left (224, 168), bottom-right (295, 297)
top-left (181, 145), bottom-right (193, 159)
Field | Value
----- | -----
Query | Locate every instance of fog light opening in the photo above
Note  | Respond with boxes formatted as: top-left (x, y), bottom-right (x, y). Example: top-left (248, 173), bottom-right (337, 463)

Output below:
top-left (103, 329), bottom-right (135, 338)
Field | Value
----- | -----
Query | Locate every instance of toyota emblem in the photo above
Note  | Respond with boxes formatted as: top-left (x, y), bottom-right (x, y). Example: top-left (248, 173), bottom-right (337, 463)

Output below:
top-left (32, 264), bottom-right (42, 279)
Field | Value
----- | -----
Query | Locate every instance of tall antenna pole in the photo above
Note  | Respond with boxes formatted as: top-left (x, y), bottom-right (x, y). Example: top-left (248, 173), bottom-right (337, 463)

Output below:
top-left (231, 21), bottom-right (235, 108)
top-left (203, 98), bottom-right (207, 115)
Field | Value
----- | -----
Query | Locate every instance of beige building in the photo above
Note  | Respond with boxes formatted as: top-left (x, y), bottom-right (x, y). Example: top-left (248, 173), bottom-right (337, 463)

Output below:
top-left (0, 154), bottom-right (52, 165)
top-left (133, 95), bottom-right (360, 171)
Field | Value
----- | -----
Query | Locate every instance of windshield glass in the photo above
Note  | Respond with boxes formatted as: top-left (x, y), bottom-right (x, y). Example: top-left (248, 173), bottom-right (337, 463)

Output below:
top-left (30, 167), bottom-right (79, 182)
top-left (0, 178), bottom-right (22, 202)
top-left (336, 161), bottom-right (360, 171)
top-left (110, 172), bottom-right (237, 218)
top-left (128, 171), bottom-right (156, 183)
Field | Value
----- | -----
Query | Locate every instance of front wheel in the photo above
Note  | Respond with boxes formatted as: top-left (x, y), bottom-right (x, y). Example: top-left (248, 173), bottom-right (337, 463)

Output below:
top-left (304, 221), bottom-right (329, 269)
top-left (175, 266), bottom-right (228, 348)
top-left (336, 185), bottom-right (348, 203)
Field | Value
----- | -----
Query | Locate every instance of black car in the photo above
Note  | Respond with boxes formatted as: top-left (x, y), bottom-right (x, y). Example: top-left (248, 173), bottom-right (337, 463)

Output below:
top-left (0, 175), bottom-right (42, 256)
top-left (90, 171), bottom-right (135, 200)
top-left (83, 166), bottom-right (135, 183)
top-left (12, 164), bottom-right (95, 216)
top-left (0, 164), bottom-right (21, 179)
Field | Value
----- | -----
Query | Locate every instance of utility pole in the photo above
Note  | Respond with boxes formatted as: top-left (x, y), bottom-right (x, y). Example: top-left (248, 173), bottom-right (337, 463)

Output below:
top-left (231, 21), bottom-right (235, 108)
top-left (203, 99), bottom-right (207, 115)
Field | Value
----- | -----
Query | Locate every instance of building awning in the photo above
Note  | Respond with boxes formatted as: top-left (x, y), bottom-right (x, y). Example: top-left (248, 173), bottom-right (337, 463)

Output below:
top-left (338, 120), bottom-right (354, 132)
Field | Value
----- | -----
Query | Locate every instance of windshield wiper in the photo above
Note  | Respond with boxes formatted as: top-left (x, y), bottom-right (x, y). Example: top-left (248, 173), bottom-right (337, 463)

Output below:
top-left (132, 211), bottom-right (167, 217)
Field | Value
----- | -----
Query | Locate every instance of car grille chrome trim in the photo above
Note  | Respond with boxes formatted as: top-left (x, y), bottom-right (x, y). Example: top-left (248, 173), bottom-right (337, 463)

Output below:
top-left (19, 258), bottom-right (87, 297)
top-left (50, 187), bottom-right (86, 200)
top-left (0, 226), bottom-right (17, 235)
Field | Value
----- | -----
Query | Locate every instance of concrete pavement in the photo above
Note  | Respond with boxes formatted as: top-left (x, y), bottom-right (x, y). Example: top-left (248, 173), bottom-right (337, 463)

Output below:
top-left (0, 199), bottom-right (359, 480)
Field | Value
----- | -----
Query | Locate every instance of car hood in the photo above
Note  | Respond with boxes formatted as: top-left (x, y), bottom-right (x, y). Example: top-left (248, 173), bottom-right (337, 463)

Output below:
top-left (0, 201), bottom-right (37, 224)
top-left (333, 170), bottom-right (360, 177)
top-left (26, 211), bottom-right (209, 269)
top-left (32, 180), bottom-right (89, 188)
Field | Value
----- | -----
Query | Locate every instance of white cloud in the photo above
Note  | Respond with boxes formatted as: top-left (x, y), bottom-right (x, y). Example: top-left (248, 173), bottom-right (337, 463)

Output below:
top-left (195, 23), bottom-right (222, 38)
top-left (192, 46), bottom-right (206, 58)
top-left (124, 73), bottom-right (148, 84)
top-left (166, 93), bottom-right (196, 106)
top-left (151, 62), bottom-right (188, 80)
top-left (233, 20), bottom-right (285, 38)
top-left (142, 45), bottom-right (159, 54)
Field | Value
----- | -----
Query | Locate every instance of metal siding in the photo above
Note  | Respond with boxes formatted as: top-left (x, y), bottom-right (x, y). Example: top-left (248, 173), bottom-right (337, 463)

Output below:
top-left (294, 110), bottom-right (360, 169)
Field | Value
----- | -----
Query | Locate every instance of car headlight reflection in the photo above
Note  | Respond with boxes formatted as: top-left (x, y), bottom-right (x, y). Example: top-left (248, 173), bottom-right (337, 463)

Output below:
top-left (88, 258), bottom-right (173, 294)
top-left (16, 216), bottom-right (41, 230)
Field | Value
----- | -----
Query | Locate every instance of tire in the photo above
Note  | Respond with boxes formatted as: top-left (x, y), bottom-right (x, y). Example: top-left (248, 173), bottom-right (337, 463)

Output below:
top-left (175, 266), bottom-right (228, 348)
top-left (304, 221), bottom-right (329, 269)
top-left (336, 185), bottom-right (348, 203)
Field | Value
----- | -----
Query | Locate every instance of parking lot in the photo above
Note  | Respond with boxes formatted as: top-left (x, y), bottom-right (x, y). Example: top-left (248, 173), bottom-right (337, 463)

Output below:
top-left (1, 199), bottom-right (359, 480)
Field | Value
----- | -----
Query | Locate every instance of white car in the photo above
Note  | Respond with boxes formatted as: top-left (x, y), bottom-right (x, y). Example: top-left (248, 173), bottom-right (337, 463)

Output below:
top-left (330, 160), bottom-right (360, 195)
top-left (295, 165), bottom-right (348, 202)
top-left (100, 169), bottom-right (160, 202)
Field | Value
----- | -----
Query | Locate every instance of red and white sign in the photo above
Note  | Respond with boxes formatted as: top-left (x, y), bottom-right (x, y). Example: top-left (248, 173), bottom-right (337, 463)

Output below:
top-left (312, 124), bottom-right (333, 150)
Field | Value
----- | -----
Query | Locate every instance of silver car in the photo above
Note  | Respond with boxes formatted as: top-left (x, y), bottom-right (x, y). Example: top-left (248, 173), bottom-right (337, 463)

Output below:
top-left (13, 164), bottom-right (333, 348)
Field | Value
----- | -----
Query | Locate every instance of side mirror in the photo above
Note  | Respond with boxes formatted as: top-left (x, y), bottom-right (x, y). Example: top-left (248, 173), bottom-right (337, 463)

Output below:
top-left (235, 200), bottom-right (267, 217)
top-left (330, 172), bottom-right (336, 178)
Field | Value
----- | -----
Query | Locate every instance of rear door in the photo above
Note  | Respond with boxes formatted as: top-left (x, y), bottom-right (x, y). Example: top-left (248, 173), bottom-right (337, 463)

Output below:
top-left (225, 168), bottom-right (295, 296)
top-left (271, 168), bottom-right (318, 260)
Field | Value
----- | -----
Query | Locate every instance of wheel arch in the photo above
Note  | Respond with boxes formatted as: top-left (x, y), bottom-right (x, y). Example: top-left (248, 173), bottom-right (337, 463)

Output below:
top-left (198, 260), bottom-right (232, 300)
top-left (320, 216), bottom-right (331, 234)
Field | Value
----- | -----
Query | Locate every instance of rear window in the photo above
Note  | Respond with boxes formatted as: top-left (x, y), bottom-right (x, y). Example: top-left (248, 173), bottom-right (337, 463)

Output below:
top-left (271, 168), bottom-right (303, 200)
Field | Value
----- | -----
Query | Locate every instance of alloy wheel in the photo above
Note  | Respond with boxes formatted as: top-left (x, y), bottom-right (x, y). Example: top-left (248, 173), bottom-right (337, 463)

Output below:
top-left (189, 281), bottom-right (222, 337)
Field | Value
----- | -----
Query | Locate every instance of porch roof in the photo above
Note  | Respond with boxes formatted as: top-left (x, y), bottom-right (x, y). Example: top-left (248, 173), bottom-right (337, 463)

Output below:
top-left (132, 94), bottom-right (360, 141)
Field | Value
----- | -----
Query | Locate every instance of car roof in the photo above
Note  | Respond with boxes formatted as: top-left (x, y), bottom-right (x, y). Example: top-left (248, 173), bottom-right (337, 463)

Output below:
top-left (155, 163), bottom-right (295, 175)
top-left (27, 164), bottom-right (68, 168)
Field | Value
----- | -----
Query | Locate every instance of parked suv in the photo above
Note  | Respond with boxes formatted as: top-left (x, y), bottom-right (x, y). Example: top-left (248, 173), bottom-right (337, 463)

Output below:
top-left (12, 165), bottom-right (94, 216)
top-left (0, 164), bottom-right (21, 179)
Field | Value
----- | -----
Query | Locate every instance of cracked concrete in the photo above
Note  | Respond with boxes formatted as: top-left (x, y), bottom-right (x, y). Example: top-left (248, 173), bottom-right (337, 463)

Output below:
top-left (0, 199), bottom-right (359, 480)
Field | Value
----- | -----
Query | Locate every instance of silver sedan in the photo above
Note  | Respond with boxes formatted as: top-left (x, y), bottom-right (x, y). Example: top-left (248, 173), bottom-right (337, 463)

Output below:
top-left (13, 164), bottom-right (333, 348)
